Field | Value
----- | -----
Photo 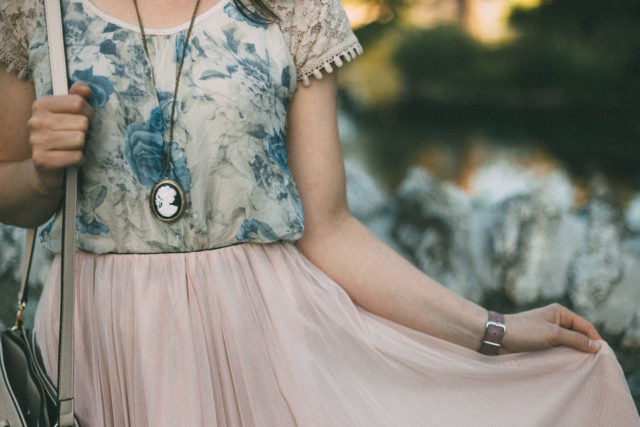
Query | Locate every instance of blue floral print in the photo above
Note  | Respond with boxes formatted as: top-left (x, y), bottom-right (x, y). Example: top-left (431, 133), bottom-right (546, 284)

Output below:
top-left (249, 155), bottom-right (289, 201)
top-left (156, 91), bottom-right (177, 125)
top-left (64, 16), bottom-right (89, 45)
top-left (168, 146), bottom-right (192, 193)
top-left (29, 0), bottom-right (302, 253)
top-left (39, 219), bottom-right (54, 243)
top-left (124, 108), bottom-right (192, 192)
top-left (236, 219), bottom-right (279, 242)
top-left (71, 67), bottom-right (115, 109)
top-left (281, 66), bottom-right (291, 90)
top-left (124, 122), bottom-right (165, 188)
top-left (75, 184), bottom-right (109, 235)
top-left (99, 39), bottom-right (117, 56)
top-left (266, 129), bottom-right (289, 174)
top-left (149, 107), bottom-right (163, 133)
top-left (77, 212), bottom-right (109, 235)
top-left (175, 32), bottom-right (192, 63)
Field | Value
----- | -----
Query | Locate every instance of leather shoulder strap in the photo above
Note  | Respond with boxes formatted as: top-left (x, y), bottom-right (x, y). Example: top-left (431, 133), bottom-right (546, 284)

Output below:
top-left (15, 228), bottom-right (37, 328)
top-left (44, 0), bottom-right (77, 425)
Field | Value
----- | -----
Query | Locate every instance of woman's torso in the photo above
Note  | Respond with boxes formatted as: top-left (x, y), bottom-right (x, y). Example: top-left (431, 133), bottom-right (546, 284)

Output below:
top-left (30, 0), bottom-right (305, 254)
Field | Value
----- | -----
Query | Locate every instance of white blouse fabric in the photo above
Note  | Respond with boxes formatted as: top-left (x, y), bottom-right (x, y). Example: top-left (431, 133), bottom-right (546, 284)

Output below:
top-left (0, 0), bottom-right (362, 253)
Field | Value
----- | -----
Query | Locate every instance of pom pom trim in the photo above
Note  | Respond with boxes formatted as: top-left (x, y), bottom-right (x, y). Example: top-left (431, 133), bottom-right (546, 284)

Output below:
top-left (299, 41), bottom-right (363, 87)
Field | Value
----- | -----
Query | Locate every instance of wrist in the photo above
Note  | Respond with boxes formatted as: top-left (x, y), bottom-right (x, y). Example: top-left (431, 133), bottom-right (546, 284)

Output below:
top-left (478, 311), bottom-right (507, 355)
top-left (28, 159), bottom-right (63, 196)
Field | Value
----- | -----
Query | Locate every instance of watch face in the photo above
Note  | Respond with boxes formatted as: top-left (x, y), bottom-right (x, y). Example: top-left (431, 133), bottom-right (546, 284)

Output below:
top-left (150, 179), bottom-right (185, 222)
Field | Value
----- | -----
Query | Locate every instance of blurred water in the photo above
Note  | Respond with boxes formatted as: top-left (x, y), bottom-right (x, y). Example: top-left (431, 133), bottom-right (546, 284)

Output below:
top-left (339, 102), bottom-right (640, 207)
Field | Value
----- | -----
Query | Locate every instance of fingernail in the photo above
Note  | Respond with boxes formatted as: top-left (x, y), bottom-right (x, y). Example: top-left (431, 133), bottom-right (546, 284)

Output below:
top-left (589, 339), bottom-right (601, 351)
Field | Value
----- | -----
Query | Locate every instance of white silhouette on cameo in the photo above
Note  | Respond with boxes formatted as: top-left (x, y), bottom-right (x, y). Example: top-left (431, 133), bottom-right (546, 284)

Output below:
top-left (155, 184), bottom-right (179, 218)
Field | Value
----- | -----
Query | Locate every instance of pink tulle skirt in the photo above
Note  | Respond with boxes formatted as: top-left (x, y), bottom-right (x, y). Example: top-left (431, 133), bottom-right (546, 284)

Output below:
top-left (33, 242), bottom-right (639, 426)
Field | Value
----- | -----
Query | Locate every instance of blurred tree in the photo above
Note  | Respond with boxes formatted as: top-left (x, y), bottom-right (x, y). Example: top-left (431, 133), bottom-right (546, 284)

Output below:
top-left (457, 0), bottom-right (474, 29)
top-left (509, 0), bottom-right (640, 105)
top-left (341, 0), bottom-right (640, 185)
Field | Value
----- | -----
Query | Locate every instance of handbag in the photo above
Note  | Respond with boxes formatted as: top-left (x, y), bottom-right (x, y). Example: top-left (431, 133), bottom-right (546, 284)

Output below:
top-left (1, 231), bottom-right (58, 427)
top-left (0, 0), bottom-right (78, 425)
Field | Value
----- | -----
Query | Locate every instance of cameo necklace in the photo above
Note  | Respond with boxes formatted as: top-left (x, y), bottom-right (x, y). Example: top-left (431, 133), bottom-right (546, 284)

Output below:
top-left (133, 0), bottom-right (201, 222)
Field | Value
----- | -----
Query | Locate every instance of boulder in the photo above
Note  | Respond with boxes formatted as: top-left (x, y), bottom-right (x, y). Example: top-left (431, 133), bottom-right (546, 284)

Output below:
top-left (568, 199), bottom-right (624, 323)
top-left (488, 187), bottom-right (579, 306)
top-left (0, 225), bottom-right (26, 329)
top-left (597, 238), bottom-right (640, 338)
top-left (621, 311), bottom-right (640, 350)
top-left (625, 192), bottom-right (640, 233)
top-left (0, 224), bottom-right (52, 329)
top-left (393, 167), bottom-right (484, 302)
top-left (471, 164), bottom-right (578, 302)
top-left (344, 160), bottom-right (399, 252)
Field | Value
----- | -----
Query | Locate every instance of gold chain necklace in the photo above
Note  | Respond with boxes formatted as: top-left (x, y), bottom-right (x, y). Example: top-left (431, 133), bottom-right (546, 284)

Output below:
top-left (133, 0), bottom-right (201, 222)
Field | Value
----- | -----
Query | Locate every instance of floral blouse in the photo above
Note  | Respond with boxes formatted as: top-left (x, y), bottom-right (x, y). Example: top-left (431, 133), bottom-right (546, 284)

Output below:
top-left (0, 0), bottom-right (362, 253)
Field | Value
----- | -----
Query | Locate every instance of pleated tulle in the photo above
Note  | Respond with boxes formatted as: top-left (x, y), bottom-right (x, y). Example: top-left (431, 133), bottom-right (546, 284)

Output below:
top-left (33, 243), bottom-right (639, 426)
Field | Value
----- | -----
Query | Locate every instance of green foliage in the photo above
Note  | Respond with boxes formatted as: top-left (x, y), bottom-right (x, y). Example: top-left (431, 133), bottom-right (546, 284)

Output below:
top-left (391, 17), bottom-right (639, 106)
top-left (508, 0), bottom-right (640, 103)
top-left (395, 25), bottom-right (482, 85)
top-left (510, 0), bottom-right (640, 36)
top-left (343, 0), bottom-right (640, 185)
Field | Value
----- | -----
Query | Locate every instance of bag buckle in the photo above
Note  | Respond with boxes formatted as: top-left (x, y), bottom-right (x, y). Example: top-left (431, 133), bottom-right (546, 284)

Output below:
top-left (13, 301), bottom-right (26, 330)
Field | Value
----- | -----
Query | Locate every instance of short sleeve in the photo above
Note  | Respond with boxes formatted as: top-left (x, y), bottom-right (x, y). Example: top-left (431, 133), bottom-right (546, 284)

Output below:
top-left (275, 0), bottom-right (363, 86)
top-left (0, 0), bottom-right (39, 80)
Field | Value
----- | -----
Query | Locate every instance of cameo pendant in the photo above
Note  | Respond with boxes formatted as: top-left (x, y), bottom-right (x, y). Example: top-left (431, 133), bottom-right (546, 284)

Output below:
top-left (150, 179), bottom-right (186, 222)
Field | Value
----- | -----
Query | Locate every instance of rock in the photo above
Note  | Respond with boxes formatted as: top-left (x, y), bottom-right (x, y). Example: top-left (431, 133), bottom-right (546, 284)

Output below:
top-left (597, 238), bottom-right (640, 337)
top-left (0, 225), bottom-right (26, 284)
top-left (627, 370), bottom-right (640, 408)
top-left (535, 213), bottom-right (586, 301)
top-left (470, 162), bottom-right (574, 211)
top-left (334, 162), bottom-right (640, 404)
top-left (344, 160), bottom-right (399, 251)
top-left (0, 225), bottom-right (26, 329)
top-left (347, 162), bottom-right (638, 341)
top-left (393, 167), bottom-right (483, 302)
top-left (568, 199), bottom-right (624, 322)
top-left (465, 202), bottom-right (495, 292)
top-left (621, 311), bottom-right (640, 350)
top-left (485, 170), bottom-right (578, 305)
top-left (345, 159), bottom-right (390, 222)
top-left (0, 223), bottom-right (53, 329)
top-left (625, 193), bottom-right (640, 233)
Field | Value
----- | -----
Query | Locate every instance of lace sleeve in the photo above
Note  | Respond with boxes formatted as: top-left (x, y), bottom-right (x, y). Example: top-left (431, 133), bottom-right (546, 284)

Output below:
top-left (0, 0), bottom-right (39, 80)
top-left (274, 0), bottom-right (363, 87)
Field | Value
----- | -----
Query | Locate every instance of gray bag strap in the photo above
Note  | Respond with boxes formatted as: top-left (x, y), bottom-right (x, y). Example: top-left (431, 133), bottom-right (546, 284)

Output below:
top-left (15, 229), bottom-right (37, 322)
top-left (15, 0), bottom-right (76, 424)
top-left (45, 0), bottom-right (77, 425)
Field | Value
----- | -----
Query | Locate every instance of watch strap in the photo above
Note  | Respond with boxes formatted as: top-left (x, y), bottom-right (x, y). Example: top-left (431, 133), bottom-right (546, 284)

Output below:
top-left (478, 311), bottom-right (506, 356)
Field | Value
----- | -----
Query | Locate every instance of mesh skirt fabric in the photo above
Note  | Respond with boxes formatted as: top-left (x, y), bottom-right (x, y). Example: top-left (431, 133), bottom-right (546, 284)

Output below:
top-left (33, 243), bottom-right (639, 426)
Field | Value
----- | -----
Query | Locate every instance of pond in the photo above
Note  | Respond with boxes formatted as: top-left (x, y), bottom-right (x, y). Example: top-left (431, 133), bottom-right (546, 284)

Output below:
top-left (341, 100), bottom-right (640, 203)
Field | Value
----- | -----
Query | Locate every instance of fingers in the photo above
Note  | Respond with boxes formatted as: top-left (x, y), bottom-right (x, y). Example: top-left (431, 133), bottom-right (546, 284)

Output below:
top-left (32, 87), bottom-right (94, 119)
top-left (505, 304), bottom-right (606, 355)
top-left (69, 81), bottom-right (92, 100)
top-left (554, 327), bottom-right (601, 353)
top-left (32, 149), bottom-right (85, 170)
top-left (31, 130), bottom-right (88, 151)
top-left (566, 312), bottom-right (603, 341)
top-left (27, 81), bottom-right (93, 192)
top-left (29, 113), bottom-right (90, 133)
top-left (547, 304), bottom-right (603, 353)
top-left (554, 304), bottom-right (603, 341)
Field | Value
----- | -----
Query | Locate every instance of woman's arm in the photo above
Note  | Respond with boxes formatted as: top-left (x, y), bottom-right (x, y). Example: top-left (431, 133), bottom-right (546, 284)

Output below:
top-left (286, 72), bottom-right (603, 354)
top-left (0, 67), bottom-right (93, 227)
